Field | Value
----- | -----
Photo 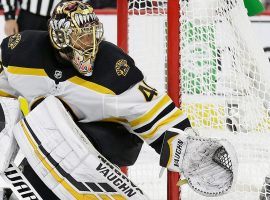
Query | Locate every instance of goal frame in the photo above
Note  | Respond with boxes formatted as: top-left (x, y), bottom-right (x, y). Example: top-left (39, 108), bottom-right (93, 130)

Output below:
top-left (117, 0), bottom-right (181, 199)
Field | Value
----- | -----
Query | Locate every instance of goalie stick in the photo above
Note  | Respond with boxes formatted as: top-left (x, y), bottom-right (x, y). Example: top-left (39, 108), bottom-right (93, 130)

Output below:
top-left (1, 162), bottom-right (43, 200)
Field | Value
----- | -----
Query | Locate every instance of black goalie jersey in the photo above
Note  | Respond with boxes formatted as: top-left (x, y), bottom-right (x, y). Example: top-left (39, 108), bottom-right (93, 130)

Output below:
top-left (0, 30), bottom-right (189, 145)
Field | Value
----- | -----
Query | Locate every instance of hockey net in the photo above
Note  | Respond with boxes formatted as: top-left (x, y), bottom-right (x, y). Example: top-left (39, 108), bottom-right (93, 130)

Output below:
top-left (118, 0), bottom-right (270, 199)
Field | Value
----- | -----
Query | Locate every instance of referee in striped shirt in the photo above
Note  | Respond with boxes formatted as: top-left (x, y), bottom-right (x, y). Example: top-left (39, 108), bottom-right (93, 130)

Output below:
top-left (2, 0), bottom-right (61, 36)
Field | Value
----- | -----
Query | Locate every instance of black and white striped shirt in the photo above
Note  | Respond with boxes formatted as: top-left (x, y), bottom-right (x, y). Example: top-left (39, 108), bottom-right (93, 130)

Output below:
top-left (2, 0), bottom-right (61, 20)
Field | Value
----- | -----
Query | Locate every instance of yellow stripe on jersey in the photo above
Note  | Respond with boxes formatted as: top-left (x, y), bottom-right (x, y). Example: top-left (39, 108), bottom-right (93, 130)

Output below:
top-left (141, 109), bottom-right (184, 140)
top-left (0, 90), bottom-right (16, 98)
top-left (130, 94), bottom-right (171, 127)
top-left (7, 66), bottom-right (47, 76)
top-left (68, 76), bottom-right (116, 95)
top-left (19, 121), bottom-right (126, 200)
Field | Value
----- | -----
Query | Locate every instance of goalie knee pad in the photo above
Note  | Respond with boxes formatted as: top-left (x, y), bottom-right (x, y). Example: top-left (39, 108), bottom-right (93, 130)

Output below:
top-left (160, 128), bottom-right (238, 197)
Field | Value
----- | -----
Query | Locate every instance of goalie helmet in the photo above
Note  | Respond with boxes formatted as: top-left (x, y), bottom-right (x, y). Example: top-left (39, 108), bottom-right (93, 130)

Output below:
top-left (48, 0), bottom-right (104, 76)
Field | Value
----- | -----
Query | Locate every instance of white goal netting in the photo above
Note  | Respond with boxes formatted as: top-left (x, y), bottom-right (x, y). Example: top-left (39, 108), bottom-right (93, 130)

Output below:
top-left (126, 0), bottom-right (270, 200)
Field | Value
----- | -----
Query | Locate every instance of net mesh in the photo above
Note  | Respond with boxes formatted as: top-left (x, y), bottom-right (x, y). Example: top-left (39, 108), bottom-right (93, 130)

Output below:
top-left (126, 0), bottom-right (270, 199)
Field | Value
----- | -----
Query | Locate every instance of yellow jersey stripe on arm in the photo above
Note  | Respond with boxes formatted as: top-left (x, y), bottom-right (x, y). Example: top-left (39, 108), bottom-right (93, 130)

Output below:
top-left (130, 94), bottom-right (171, 127)
top-left (0, 90), bottom-right (16, 98)
top-left (141, 109), bottom-right (184, 140)
top-left (7, 66), bottom-right (47, 76)
top-left (68, 76), bottom-right (116, 95)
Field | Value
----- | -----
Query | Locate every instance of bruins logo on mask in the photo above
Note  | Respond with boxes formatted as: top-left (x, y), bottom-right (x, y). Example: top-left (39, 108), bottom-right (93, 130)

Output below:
top-left (8, 33), bottom-right (21, 49)
top-left (115, 59), bottom-right (130, 77)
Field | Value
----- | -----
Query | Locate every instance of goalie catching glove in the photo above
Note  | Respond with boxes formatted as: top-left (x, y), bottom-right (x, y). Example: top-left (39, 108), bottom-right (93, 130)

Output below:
top-left (160, 128), bottom-right (238, 197)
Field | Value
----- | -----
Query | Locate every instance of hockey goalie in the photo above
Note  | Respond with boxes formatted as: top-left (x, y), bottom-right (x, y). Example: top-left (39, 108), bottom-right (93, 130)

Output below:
top-left (0, 1), bottom-right (238, 199)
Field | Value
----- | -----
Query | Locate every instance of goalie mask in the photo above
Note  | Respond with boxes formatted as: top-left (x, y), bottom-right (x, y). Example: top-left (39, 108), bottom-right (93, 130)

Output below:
top-left (48, 0), bottom-right (104, 76)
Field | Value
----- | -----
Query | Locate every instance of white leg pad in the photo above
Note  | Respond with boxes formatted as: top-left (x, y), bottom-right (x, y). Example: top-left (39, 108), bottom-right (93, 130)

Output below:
top-left (13, 96), bottom-right (148, 200)
top-left (0, 97), bottom-right (21, 173)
